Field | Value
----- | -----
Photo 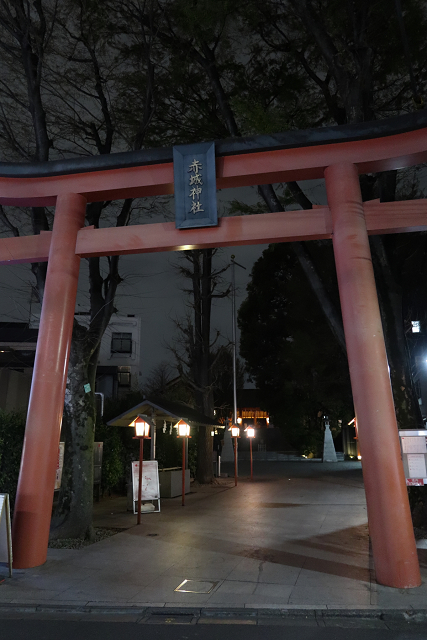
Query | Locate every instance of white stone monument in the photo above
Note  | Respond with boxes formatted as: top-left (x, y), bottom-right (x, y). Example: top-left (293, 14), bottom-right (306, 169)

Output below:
top-left (323, 418), bottom-right (338, 462)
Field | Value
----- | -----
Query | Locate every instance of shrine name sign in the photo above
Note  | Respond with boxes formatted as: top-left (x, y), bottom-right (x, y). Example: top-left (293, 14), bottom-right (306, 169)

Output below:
top-left (173, 142), bottom-right (218, 230)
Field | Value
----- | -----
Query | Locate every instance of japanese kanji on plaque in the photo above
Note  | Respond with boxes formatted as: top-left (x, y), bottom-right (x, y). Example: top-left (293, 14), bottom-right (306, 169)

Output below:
top-left (173, 141), bottom-right (218, 229)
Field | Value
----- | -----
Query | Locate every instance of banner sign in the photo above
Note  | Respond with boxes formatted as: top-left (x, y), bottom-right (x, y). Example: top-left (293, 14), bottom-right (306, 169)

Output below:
top-left (0, 494), bottom-right (12, 577)
top-left (173, 142), bottom-right (218, 229)
top-left (406, 478), bottom-right (425, 486)
top-left (131, 460), bottom-right (160, 513)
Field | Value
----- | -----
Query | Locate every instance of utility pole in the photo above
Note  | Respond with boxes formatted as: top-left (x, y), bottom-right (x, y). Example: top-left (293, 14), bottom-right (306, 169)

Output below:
top-left (231, 255), bottom-right (246, 425)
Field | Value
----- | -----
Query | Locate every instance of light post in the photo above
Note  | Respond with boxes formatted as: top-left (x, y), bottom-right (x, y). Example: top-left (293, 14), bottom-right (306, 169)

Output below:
top-left (230, 255), bottom-right (246, 425)
top-left (349, 417), bottom-right (361, 460)
top-left (129, 414), bottom-right (152, 525)
top-left (246, 426), bottom-right (255, 481)
top-left (175, 419), bottom-right (191, 506)
top-left (230, 425), bottom-right (240, 486)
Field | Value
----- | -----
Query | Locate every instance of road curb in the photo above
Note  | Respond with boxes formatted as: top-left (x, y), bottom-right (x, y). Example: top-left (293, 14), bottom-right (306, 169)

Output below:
top-left (1, 603), bottom-right (427, 624)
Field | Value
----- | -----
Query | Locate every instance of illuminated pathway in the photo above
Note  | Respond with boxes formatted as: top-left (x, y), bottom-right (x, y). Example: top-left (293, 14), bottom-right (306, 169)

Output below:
top-left (2, 462), bottom-right (427, 608)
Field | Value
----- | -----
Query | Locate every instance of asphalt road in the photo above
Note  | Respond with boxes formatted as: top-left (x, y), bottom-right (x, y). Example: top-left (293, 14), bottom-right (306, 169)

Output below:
top-left (2, 618), bottom-right (427, 640)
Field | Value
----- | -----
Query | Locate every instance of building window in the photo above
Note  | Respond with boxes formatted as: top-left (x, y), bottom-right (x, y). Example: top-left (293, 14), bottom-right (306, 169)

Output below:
top-left (117, 366), bottom-right (131, 387)
top-left (412, 320), bottom-right (421, 333)
top-left (111, 332), bottom-right (132, 354)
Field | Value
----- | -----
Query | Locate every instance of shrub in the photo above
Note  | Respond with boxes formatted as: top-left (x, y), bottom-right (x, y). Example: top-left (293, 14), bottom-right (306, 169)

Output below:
top-left (0, 410), bottom-right (26, 511)
top-left (94, 420), bottom-right (127, 495)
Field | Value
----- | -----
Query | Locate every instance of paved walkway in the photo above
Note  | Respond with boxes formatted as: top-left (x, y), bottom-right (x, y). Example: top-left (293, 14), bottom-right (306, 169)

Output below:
top-left (1, 461), bottom-right (426, 611)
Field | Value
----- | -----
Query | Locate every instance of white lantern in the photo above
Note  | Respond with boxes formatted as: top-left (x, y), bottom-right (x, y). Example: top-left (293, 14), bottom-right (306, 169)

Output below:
top-left (175, 419), bottom-right (191, 437)
top-left (130, 415), bottom-right (151, 437)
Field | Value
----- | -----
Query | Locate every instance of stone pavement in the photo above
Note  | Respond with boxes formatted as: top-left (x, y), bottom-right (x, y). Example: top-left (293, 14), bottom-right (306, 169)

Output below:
top-left (1, 461), bottom-right (427, 613)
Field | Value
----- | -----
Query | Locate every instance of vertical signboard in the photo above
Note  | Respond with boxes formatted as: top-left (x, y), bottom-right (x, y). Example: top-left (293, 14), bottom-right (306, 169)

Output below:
top-left (399, 430), bottom-right (427, 485)
top-left (131, 460), bottom-right (160, 513)
top-left (173, 142), bottom-right (218, 229)
top-left (0, 494), bottom-right (12, 577)
top-left (55, 442), bottom-right (65, 490)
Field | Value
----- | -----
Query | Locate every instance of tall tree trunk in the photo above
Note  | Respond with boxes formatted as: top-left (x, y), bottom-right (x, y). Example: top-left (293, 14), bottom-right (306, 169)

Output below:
top-left (196, 384), bottom-right (215, 484)
top-left (197, 427), bottom-right (214, 484)
top-left (176, 249), bottom-right (226, 484)
top-left (194, 250), bottom-right (215, 483)
top-left (50, 324), bottom-right (97, 539)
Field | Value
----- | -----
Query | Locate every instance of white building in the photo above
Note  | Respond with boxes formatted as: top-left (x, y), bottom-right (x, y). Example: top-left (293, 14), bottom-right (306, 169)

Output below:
top-left (0, 314), bottom-right (142, 410)
top-left (95, 314), bottom-right (142, 398)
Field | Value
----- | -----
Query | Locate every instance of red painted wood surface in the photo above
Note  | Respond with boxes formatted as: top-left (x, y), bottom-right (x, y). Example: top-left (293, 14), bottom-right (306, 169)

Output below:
top-left (326, 163), bottom-right (421, 589)
top-left (1, 200), bottom-right (427, 265)
top-left (12, 193), bottom-right (87, 569)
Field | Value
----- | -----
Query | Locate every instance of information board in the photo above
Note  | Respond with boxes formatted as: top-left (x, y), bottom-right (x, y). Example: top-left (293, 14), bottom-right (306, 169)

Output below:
top-left (399, 430), bottom-right (427, 486)
top-left (131, 460), bottom-right (160, 513)
top-left (0, 494), bottom-right (12, 577)
top-left (401, 436), bottom-right (427, 454)
top-left (407, 453), bottom-right (427, 478)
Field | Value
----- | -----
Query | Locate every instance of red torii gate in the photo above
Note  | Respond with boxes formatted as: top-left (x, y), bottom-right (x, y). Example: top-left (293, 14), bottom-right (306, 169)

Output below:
top-left (3, 113), bottom-right (427, 588)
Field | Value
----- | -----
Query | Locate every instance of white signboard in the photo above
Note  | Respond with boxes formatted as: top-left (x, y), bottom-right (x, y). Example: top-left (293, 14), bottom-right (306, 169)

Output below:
top-left (407, 453), bottom-right (427, 479)
top-left (0, 494), bottom-right (12, 577)
top-left (401, 436), bottom-right (427, 454)
top-left (399, 430), bottom-right (427, 486)
top-left (131, 460), bottom-right (160, 513)
top-left (55, 442), bottom-right (65, 490)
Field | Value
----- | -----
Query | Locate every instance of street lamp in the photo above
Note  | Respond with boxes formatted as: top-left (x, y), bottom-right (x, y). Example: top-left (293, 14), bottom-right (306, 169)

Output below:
top-left (175, 419), bottom-right (191, 506)
top-left (129, 414), bottom-right (152, 525)
top-left (246, 426), bottom-right (255, 481)
top-left (349, 417), bottom-right (361, 460)
top-left (230, 424), bottom-right (240, 486)
top-left (230, 255), bottom-right (246, 426)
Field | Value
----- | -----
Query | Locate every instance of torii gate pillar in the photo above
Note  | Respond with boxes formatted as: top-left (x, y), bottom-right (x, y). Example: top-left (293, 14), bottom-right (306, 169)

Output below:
top-left (325, 163), bottom-right (421, 588)
top-left (12, 193), bottom-right (87, 569)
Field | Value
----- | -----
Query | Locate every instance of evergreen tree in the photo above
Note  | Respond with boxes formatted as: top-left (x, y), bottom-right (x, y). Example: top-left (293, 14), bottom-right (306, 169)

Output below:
top-left (239, 243), bottom-right (353, 454)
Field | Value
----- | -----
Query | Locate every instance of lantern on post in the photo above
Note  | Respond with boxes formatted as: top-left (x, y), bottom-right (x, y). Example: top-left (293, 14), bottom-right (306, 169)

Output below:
top-left (129, 414), bottom-right (152, 525)
top-left (229, 424), bottom-right (240, 486)
top-left (175, 419), bottom-right (191, 506)
top-left (246, 426), bottom-right (255, 481)
top-left (349, 417), bottom-right (361, 460)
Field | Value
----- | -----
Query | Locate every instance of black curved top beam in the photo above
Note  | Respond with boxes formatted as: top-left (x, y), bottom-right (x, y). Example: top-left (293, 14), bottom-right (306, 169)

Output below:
top-left (0, 111), bottom-right (426, 179)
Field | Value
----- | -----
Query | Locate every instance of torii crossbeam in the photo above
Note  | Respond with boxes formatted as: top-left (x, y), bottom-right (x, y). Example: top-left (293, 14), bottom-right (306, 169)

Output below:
top-left (4, 111), bottom-right (427, 589)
